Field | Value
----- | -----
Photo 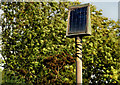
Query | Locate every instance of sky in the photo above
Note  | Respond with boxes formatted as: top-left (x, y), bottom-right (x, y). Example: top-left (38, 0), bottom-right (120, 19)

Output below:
top-left (0, 0), bottom-right (120, 70)
top-left (81, 0), bottom-right (119, 21)
top-left (92, 2), bottom-right (118, 21)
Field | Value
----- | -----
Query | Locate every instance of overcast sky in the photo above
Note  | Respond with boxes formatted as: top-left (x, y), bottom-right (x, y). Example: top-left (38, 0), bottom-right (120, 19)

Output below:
top-left (92, 2), bottom-right (118, 21)
top-left (81, 0), bottom-right (119, 21)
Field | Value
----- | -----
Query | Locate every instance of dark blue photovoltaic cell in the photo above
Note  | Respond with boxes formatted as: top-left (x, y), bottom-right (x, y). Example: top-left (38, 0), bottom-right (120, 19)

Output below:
top-left (69, 7), bottom-right (87, 33)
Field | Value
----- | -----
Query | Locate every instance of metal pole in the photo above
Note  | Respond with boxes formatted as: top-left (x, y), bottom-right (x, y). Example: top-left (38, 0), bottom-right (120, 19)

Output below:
top-left (75, 36), bottom-right (82, 85)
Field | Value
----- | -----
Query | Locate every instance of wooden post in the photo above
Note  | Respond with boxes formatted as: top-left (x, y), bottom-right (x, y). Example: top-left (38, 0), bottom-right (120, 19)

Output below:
top-left (75, 36), bottom-right (82, 85)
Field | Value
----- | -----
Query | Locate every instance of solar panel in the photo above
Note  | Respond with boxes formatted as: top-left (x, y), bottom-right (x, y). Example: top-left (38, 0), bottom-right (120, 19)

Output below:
top-left (66, 3), bottom-right (91, 37)
top-left (69, 7), bottom-right (87, 33)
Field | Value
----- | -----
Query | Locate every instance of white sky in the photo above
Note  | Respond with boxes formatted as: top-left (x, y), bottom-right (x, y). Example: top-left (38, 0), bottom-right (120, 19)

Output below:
top-left (92, 2), bottom-right (118, 21)
top-left (79, 0), bottom-right (119, 2)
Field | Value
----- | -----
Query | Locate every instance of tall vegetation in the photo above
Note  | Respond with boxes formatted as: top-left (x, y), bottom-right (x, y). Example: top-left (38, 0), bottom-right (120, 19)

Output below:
top-left (1, 2), bottom-right (120, 84)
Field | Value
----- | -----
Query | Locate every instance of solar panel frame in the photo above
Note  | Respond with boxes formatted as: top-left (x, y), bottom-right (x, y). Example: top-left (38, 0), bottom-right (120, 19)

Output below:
top-left (66, 3), bottom-right (91, 37)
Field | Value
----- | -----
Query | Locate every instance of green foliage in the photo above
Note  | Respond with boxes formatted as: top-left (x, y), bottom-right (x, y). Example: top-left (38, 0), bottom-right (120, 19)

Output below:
top-left (82, 5), bottom-right (120, 84)
top-left (2, 69), bottom-right (25, 84)
top-left (1, 2), bottom-right (77, 84)
top-left (1, 1), bottom-right (120, 85)
top-left (0, 68), bottom-right (2, 84)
